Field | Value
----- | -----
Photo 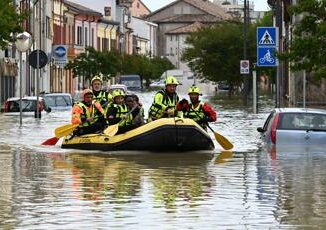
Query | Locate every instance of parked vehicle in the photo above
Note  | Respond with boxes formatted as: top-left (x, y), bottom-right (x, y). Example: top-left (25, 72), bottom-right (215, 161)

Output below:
top-left (108, 84), bottom-right (128, 94)
top-left (257, 108), bottom-right (326, 147)
top-left (118, 75), bottom-right (142, 91)
top-left (2, 96), bottom-right (50, 117)
top-left (42, 93), bottom-right (73, 111)
top-left (149, 79), bottom-right (165, 88)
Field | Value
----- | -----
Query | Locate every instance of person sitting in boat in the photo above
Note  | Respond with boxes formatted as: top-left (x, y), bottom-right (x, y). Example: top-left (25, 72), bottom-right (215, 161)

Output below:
top-left (125, 94), bottom-right (145, 127)
top-left (71, 89), bottom-right (106, 136)
top-left (148, 75), bottom-right (180, 121)
top-left (91, 74), bottom-right (112, 110)
top-left (176, 85), bottom-right (217, 131)
top-left (106, 89), bottom-right (135, 134)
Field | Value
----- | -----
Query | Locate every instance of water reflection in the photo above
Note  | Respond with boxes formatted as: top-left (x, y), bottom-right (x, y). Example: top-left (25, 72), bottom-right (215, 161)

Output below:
top-left (50, 152), bottom-right (214, 209)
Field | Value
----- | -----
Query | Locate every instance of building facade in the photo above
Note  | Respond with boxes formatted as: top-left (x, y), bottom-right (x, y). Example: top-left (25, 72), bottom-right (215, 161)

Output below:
top-left (146, 0), bottom-right (231, 71)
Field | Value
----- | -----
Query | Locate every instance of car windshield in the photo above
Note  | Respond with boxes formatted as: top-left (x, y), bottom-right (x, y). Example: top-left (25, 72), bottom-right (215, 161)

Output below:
top-left (278, 113), bottom-right (326, 130)
top-left (43, 95), bottom-right (72, 107)
top-left (123, 80), bottom-right (141, 87)
top-left (9, 100), bottom-right (37, 112)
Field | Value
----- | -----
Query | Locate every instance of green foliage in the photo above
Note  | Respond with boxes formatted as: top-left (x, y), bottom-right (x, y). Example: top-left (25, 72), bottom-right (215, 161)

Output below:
top-left (182, 21), bottom-right (256, 89)
top-left (121, 54), bottom-right (174, 87)
top-left (256, 10), bottom-right (273, 27)
top-left (66, 47), bottom-right (174, 87)
top-left (0, 0), bottom-right (28, 49)
top-left (65, 47), bottom-right (121, 81)
top-left (149, 56), bottom-right (175, 80)
top-left (278, 0), bottom-right (326, 79)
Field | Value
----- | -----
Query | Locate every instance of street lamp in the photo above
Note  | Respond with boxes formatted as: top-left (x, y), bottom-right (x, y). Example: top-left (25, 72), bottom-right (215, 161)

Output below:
top-left (15, 32), bottom-right (33, 126)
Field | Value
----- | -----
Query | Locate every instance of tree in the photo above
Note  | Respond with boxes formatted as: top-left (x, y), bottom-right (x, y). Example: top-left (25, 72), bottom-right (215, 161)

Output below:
top-left (149, 56), bottom-right (175, 80)
top-left (121, 54), bottom-right (174, 87)
top-left (182, 22), bottom-right (256, 92)
top-left (0, 0), bottom-right (28, 49)
top-left (278, 0), bottom-right (326, 79)
top-left (65, 47), bottom-right (121, 81)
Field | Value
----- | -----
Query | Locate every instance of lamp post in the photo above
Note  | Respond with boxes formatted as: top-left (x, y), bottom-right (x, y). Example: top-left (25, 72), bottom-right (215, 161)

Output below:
top-left (15, 32), bottom-right (33, 126)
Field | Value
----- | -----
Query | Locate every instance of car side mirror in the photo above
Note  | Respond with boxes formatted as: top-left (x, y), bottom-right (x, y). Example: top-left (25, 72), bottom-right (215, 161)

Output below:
top-left (257, 127), bottom-right (264, 133)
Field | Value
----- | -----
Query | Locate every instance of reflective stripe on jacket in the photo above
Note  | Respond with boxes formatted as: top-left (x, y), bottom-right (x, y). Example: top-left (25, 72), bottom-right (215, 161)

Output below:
top-left (72, 101), bottom-right (104, 127)
top-left (184, 102), bottom-right (205, 123)
top-left (93, 90), bottom-right (112, 109)
top-left (148, 90), bottom-right (179, 120)
top-left (107, 104), bottom-right (133, 127)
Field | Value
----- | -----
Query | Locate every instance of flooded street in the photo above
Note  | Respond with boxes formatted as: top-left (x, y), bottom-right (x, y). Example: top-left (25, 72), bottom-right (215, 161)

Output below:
top-left (1, 91), bottom-right (326, 229)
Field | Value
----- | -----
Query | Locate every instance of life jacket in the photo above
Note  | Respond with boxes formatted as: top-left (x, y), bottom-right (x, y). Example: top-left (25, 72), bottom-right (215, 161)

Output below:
top-left (148, 90), bottom-right (179, 120)
top-left (184, 102), bottom-right (207, 129)
top-left (72, 102), bottom-right (104, 127)
top-left (111, 104), bottom-right (133, 127)
top-left (93, 90), bottom-right (112, 109)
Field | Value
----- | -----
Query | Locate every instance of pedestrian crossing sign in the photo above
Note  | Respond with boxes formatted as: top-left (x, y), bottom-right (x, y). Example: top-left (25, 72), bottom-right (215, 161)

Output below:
top-left (257, 27), bottom-right (278, 47)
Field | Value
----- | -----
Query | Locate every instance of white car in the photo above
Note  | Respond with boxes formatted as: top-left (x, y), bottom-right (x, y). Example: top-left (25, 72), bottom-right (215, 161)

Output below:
top-left (108, 84), bottom-right (128, 94)
top-left (42, 93), bottom-right (73, 111)
top-left (257, 108), bottom-right (326, 154)
top-left (149, 79), bottom-right (165, 88)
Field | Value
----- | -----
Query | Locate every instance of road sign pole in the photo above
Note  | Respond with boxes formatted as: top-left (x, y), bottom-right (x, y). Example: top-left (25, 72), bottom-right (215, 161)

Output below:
top-left (253, 68), bottom-right (257, 113)
top-left (243, 0), bottom-right (249, 106)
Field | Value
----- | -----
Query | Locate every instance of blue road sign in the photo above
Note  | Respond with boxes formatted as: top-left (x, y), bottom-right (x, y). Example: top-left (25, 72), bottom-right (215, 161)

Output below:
top-left (257, 27), bottom-right (277, 47)
top-left (257, 47), bottom-right (278, 67)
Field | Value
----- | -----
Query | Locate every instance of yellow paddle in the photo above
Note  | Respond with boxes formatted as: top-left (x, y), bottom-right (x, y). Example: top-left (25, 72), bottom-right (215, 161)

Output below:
top-left (186, 105), bottom-right (233, 150)
top-left (104, 107), bottom-right (137, 137)
top-left (104, 123), bottom-right (119, 137)
top-left (41, 123), bottom-right (79, 146)
top-left (207, 124), bottom-right (233, 150)
top-left (55, 123), bottom-right (79, 138)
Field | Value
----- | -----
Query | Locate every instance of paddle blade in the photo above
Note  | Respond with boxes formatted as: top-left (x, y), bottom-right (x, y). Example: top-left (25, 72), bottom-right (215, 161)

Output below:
top-left (55, 124), bottom-right (79, 138)
top-left (214, 132), bottom-right (233, 150)
top-left (41, 137), bottom-right (59, 146)
top-left (104, 124), bottom-right (119, 137)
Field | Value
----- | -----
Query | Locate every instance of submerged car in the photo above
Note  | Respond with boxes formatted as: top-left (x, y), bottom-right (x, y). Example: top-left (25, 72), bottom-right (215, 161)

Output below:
top-left (149, 79), bottom-right (165, 88)
top-left (2, 96), bottom-right (50, 117)
top-left (257, 108), bottom-right (326, 146)
top-left (42, 93), bottom-right (73, 111)
top-left (108, 84), bottom-right (128, 94)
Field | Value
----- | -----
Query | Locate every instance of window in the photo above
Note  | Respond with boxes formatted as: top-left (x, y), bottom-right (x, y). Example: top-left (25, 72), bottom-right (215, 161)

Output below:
top-left (77, 26), bottom-right (82, 45)
top-left (85, 27), bottom-right (88, 46)
top-left (91, 28), bottom-right (94, 47)
top-left (46, 16), bottom-right (51, 38)
top-left (170, 35), bottom-right (173, 41)
top-left (170, 47), bottom-right (173, 56)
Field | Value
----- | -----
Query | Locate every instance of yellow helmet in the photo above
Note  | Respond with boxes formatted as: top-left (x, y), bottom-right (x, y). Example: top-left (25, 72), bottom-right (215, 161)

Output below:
top-left (188, 85), bottom-right (202, 95)
top-left (112, 89), bottom-right (125, 98)
top-left (165, 76), bottom-right (179, 86)
top-left (82, 89), bottom-right (93, 98)
top-left (91, 75), bottom-right (103, 85)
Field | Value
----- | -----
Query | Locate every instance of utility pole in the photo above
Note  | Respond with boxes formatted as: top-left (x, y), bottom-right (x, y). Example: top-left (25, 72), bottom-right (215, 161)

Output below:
top-left (275, 0), bottom-right (283, 107)
top-left (242, 0), bottom-right (249, 106)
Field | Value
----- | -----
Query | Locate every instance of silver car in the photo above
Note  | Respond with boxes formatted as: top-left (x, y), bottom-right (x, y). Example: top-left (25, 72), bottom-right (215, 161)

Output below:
top-left (257, 108), bottom-right (326, 147)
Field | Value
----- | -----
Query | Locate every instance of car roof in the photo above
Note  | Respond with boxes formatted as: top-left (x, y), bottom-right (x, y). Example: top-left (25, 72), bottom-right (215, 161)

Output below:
top-left (6, 96), bottom-right (43, 101)
top-left (110, 84), bottom-right (127, 88)
top-left (42, 93), bottom-right (72, 97)
top-left (274, 107), bottom-right (326, 114)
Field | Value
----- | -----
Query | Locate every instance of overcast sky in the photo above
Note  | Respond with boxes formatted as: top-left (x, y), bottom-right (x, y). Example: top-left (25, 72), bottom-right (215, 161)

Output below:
top-left (69, 0), bottom-right (270, 14)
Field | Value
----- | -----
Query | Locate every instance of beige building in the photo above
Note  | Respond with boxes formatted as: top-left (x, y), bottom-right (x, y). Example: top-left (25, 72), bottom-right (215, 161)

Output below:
top-left (146, 0), bottom-right (231, 71)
